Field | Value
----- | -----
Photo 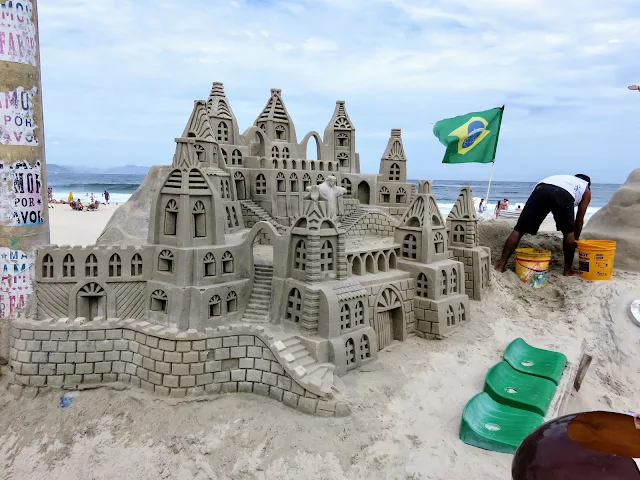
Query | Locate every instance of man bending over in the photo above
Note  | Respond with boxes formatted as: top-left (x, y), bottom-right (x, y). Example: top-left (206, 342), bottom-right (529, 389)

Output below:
top-left (495, 174), bottom-right (592, 276)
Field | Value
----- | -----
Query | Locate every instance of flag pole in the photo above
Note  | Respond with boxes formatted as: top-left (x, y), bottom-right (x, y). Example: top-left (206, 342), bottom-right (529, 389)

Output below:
top-left (484, 160), bottom-right (496, 219)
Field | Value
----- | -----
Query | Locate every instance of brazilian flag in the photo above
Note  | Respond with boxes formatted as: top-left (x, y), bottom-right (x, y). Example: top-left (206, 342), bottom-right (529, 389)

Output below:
top-left (433, 106), bottom-right (504, 164)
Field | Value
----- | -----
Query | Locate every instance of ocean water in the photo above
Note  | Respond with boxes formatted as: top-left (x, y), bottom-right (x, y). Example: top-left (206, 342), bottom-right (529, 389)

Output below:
top-left (48, 173), bottom-right (620, 221)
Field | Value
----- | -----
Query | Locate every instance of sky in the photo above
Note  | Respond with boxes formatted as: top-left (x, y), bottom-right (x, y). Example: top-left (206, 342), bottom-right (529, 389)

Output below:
top-left (38, 0), bottom-right (640, 183)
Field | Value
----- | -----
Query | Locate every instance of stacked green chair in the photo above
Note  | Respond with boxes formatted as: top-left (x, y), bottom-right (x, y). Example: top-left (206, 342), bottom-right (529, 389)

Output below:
top-left (460, 338), bottom-right (567, 454)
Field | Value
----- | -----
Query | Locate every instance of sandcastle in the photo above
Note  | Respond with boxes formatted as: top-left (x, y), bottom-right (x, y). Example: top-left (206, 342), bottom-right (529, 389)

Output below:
top-left (7, 83), bottom-right (491, 415)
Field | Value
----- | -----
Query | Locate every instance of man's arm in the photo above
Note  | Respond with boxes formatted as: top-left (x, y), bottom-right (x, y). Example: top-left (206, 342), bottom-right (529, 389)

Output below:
top-left (574, 189), bottom-right (591, 240)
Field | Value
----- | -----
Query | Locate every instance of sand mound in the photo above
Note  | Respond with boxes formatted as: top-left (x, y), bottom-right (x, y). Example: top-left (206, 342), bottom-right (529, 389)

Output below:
top-left (96, 165), bottom-right (170, 246)
top-left (478, 221), bottom-right (565, 271)
top-left (583, 169), bottom-right (640, 272)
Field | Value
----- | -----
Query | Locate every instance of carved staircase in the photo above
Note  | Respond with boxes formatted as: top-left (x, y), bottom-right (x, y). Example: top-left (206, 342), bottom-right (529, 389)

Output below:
top-left (272, 337), bottom-right (335, 396)
top-left (340, 207), bottom-right (368, 232)
top-left (240, 200), bottom-right (287, 233)
top-left (242, 265), bottom-right (273, 323)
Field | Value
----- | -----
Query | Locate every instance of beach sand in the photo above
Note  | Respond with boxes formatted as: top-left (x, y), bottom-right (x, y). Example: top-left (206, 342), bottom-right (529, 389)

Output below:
top-left (1, 207), bottom-right (639, 479)
top-left (48, 203), bottom-right (123, 246)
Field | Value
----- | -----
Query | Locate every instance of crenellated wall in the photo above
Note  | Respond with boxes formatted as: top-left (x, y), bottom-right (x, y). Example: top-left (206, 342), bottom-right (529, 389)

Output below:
top-left (7, 317), bottom-right (350, 417)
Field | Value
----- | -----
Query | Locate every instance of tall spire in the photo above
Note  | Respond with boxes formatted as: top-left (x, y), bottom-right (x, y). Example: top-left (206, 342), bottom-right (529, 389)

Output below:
top-left (256, 88), bottom-right (292, 124)
top-left (207, 81), bottom-right (234, 120)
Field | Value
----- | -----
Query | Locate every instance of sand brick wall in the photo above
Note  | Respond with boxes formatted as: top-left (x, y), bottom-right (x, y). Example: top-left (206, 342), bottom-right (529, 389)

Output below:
top-left (345, 212), bottom-right (396, 237)
top-left (7, 318), bottom-right (349, 417)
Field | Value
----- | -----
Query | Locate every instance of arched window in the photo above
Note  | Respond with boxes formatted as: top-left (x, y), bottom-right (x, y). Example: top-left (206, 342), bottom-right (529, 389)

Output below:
top-left (286, 288), bottom-right (302, 323)
top-left (203, 252), bottom-right (216, 277)
top-left (294, 240), bottom-right (306, 271)
top-left (209, 295), bottom-right (221, 317)
top-left (256, 174), bottom-right (267, 195)
top-left (158, 250), bottom-right (174, 273)
top-left (366, 255), bottom-right (375, 274)
top-left (451, 268), bottom-right (458, 294)
top-left (217, 121), bottom-right (229, 142)
top-left (320, 240), bottom-right (334, 272)
top-left (345, 338), bottom-right (356, 366)
top-left (316, 174), bottom-right (324, 185)
top-left (109, 253), bottom-right (122, 277)
top-left (434, 231), bottom-right (445, 253)
top-left (417, 273), bottom-right (428, 297)
top-left (402, 234), bottom-right (417, 260)
top-left (282, 146), bottom-right (290, 158)
top-left (340, 304), bottom-right (351, 331)
top-left (272, 146), bottom-right (280, 158)
top-left (352, 256), bottom-right (362, 275)
top-left (453, 224), bottom-right (465, 243)
top-left (150, 290), bottom-right (168, 313)
top-left (354, 301), bottom-right (364, 325)
top-left (131, 254), bottom-right (143, 277)
top-left (226, 291), bottom-right (237, 312)
top-left (458, 303), bottom-right (466, 323)
top-left (379, 186), bottom-right (390, 203)
top-left (389, 251), bottom-right (397, 269)
top-left (447, 305), bottom-right (455, 326)
top-left (231, 149), bottom-right (243, 166)
top-left (193, 201), bottom-right (206, 238)
top-left (389, 163), bottom-right (400, 181)
top-left (441, 269), bottom-right (448, 295)
top-left (396, 187), bottom-right (407, 204)
top-left (275, 125), bottom-right (287, 140)
top-left (290, 173), bottom-right (298, 191)
top-left (62, 254), bottom-right (75, 277)
top-left (164, 199), bottom-right (178, 236)
top-left (341, 178), bottom-right (352, 195)
top-left (276, 172), bottom-right (286, 192)
top-left (359, 334), bottom-right (371, 360)
top-left (221, 251), bottom-right (234, 273)
top-left (42, 254), bottom-right (53, 278)
top-left (336, 133), bottom-right (349, 147)
top-left (302, 173), bottom-right (311, 191)
top-left (85, 254), bottom-right (98, 277)
top-left (337, 152), bottom-right (349, 168)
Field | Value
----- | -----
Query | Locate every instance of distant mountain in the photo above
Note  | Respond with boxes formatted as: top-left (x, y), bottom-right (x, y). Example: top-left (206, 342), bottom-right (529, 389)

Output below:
top-left (48, 163), bottom-right (150, 175)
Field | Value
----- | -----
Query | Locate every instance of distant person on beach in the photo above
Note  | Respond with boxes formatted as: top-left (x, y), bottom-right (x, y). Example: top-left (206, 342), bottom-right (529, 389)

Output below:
top-left (495, 174), bottom-right (592, 276)
top-left (47, 187), bottom-right (52, 202)
top-left (104, 190), bottom-right (110, 204)
top-left (503, 198), bottom-right (509, 210)
top-left (516, 205), bottom-right (522, 212)
top-left (495, 200), bottom-right (502, 219)
top-left (478, 199), bottom-right (486, 214)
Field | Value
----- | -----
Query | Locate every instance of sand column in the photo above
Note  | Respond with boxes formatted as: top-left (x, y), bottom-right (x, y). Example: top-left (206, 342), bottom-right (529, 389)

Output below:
top-left (0, 0), bottom-right (49, 360)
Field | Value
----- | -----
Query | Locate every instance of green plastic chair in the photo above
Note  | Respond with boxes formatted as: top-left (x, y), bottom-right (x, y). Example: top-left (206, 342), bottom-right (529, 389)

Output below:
top-left (460, 392), bottom-right (545, 455)
top-left (504, 338), bottom-right (567, 385)
top-left (484, 361), bottom-right (557, 416)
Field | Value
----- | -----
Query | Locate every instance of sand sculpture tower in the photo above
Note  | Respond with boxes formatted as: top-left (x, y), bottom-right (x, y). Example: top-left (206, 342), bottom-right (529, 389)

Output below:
top-left (323, 101), bottom-right (358, 173)
top-left (395, 181), bottom-right (470, 336)
top-left (447, 187), bottom-right (491, 300)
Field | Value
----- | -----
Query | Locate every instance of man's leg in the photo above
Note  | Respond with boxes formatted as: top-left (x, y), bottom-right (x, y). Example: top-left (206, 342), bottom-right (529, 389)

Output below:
top-left (495, 230), bottom-right (524, 272)
top-left (562, 231), bottom-right (578, 276)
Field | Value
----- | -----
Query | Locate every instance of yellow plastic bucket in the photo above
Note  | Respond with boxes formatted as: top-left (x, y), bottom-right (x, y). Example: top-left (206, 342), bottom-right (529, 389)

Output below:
top-left (577, 240), bottom-right (616, 281)
top-left (515, 248), bottom-right (551, 288)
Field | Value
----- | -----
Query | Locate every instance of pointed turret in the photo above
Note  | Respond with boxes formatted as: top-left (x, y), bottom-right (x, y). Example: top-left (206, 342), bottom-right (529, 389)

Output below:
top-left (447, 186), bottom-right (479, 248)
top-left (323, 100), bottom-right (357, 173)
top-left (206, 82), bottom-right (240, 145)
top-left (254, 88), bottom-right (298, 144)
top-left (379, 129), bottom-right (407, 182)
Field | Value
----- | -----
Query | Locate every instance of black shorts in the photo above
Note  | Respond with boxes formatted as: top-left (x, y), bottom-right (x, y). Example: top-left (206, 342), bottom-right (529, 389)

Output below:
top-left (514, 184), bottom-right (575, 235)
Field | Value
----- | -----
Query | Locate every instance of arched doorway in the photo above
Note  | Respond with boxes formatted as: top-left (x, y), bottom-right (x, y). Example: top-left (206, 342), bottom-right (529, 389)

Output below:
top-left (77, 282), bottom-right (106, 321)
top-left (357, 181), bottom-right (370, 205)
top-left (373, 287), bottom-right (404, 350)
top-left (234, 172), bottom-right (246, 200)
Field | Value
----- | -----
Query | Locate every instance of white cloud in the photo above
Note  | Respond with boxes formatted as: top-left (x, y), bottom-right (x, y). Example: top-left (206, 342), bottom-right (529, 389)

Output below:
top-left (36, 0), bottom-right (640, 182)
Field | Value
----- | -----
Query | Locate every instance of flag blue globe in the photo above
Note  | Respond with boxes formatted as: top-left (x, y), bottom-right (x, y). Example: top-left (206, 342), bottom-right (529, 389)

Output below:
top-left (462, 120), bottom-right (486, 148)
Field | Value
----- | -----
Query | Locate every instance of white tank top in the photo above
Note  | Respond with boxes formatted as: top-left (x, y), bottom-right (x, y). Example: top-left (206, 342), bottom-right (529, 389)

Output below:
top-left (538, 175), bottom-right (589, 205)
